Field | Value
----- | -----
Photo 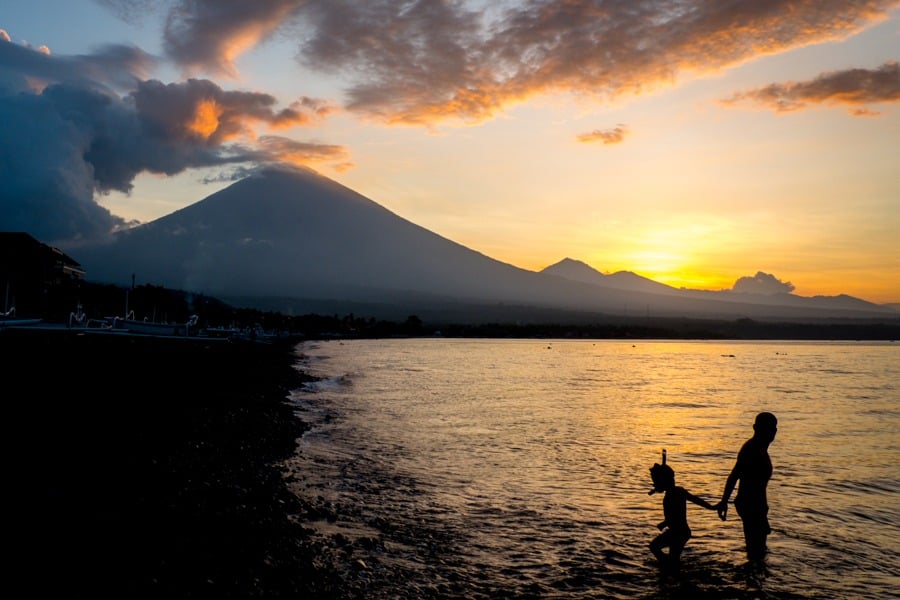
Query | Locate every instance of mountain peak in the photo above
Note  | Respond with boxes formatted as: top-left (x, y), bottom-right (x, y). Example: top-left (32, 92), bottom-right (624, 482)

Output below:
top-left (542, 258), bottom-right (684, 295)
top-left (542, 258), bottom-right (604, 279)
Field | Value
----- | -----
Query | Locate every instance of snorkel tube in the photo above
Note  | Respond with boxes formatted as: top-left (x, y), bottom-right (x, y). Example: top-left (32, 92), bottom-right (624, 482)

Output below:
top-left (648, 449), bottom-right (667, 495)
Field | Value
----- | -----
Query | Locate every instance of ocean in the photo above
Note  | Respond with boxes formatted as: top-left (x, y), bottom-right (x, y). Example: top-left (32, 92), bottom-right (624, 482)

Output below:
top-left (286, 338), bottom-right (899, 599)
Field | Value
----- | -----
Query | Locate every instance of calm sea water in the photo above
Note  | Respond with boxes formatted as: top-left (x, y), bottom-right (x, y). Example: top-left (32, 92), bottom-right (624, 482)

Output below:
top-left (286, 339), bottom-right (899, 599)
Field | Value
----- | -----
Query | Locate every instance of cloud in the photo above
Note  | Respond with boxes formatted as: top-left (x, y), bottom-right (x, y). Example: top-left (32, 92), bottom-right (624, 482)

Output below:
top-left (0, 34), bottom-right (157, 91)
top-left (257, 135), bottom-right (350, 166)
top-left (0, 38), bottom-right (344, 245)
top-left (162, 1), bottom-right (301, 78)
top-left (577, 125), bottom-right (628, 145)
top-left (131, 79), bottom-right (333, 148)
top-left (732, 272), bottom-right (796, 295)
top-left (101, 0), bottom-right (900, 124)
top-left (721, 61), bottom-right (900, 114)
top-left (98, 0), bottom-right (300, 77)
top-left (0, 27), bottom-right (51, 55)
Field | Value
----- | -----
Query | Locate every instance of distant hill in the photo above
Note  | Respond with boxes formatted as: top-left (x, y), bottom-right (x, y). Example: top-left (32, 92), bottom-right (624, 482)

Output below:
top-left (62, 164), bottom-right (898, 323)
top-left (541, 258), bottom-right (680, 295)
top-left (541, 260), bottom-right (898, 317)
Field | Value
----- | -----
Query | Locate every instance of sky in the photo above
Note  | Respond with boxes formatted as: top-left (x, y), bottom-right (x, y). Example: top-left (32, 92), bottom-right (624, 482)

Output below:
top-left (1, 1), bottom-right (899, 304)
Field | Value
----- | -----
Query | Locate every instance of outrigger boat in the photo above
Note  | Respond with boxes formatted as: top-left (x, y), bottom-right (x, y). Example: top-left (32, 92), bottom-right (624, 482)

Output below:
top-left (111, 313), bottom-right (199, 336)
top-left (102, 289), bottom-right (200, 336)
top-left (1, 284), bottom-right (42, 327)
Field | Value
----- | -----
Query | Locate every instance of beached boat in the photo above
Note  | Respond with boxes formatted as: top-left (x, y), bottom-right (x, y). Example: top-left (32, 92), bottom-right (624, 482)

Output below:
top-left (205, 325), bottom-right (244, 339)
top-left (0, 316), bottom-right (42, 328)
top-left (0, 306), bottom-right (42, 328)
top-left (111, 314), bottom-right (199, 336)
top-left (66, 304), bottom-right (113, 330)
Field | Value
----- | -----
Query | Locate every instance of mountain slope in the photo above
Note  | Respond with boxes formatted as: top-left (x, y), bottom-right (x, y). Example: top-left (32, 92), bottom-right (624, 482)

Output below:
top-left (72, 165), bottom-right (622, 310)
top-left (67, 165), bottom-right (896, 322)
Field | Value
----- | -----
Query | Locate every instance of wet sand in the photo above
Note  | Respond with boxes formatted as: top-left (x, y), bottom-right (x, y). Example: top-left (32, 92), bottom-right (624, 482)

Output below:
top-left (4, 327), bottom-right (342, 599)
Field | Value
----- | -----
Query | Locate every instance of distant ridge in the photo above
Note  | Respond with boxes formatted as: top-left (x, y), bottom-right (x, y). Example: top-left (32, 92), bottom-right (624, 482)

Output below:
top-left (64, 164), bottom-right (898, 323)
top-left (541, 258), bottom-right (680, 295)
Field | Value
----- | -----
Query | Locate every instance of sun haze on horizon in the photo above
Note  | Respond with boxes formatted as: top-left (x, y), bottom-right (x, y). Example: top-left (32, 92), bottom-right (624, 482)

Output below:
top-left (1, 1), bottom-right (898, 303)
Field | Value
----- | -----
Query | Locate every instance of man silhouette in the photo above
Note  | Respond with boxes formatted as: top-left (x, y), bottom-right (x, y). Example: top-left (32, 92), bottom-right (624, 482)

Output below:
top-left (716, 412), bottom-right (778, 562)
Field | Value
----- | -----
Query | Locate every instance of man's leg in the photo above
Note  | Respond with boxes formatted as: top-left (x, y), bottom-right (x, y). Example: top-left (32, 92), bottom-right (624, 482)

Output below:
top-left (741, 513), bottom-right (768, 561)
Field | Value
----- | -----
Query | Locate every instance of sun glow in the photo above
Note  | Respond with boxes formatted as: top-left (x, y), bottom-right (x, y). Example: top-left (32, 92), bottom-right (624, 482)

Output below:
top-left (625, 249), bottom-right (685, 279)
top-left (611, 223), bottom-right (736, 290)
top-left (658, 270), bottom-right (736, 292)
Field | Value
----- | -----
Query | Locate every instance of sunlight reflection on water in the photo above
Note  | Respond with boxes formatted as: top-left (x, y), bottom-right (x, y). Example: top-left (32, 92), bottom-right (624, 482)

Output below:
top-left (288, 339), bottom-right (899, 599)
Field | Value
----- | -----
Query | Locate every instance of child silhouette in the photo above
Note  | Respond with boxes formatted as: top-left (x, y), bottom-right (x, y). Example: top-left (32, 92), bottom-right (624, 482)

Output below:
top-left (648, 450), bottom-right (716, 567)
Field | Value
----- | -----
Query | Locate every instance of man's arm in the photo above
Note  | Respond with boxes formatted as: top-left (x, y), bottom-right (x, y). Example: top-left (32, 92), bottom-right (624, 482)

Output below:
top-left (717, 457), bottom-right (742, 520)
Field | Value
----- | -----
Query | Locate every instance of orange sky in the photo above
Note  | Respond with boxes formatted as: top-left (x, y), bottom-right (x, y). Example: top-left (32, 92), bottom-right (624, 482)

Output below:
top-left (2, 1), bottom-right (899, 303)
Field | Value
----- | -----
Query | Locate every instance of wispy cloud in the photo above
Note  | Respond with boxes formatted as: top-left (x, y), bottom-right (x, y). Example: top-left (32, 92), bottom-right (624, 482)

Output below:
top-left (162, 1), bottom-right (300, 78)
top-left (720, 61), bottom-right (900, 114)
top-left (258, 135), bottom-right (351, 167)
top-left (577, 125), bottom-right (628, 145)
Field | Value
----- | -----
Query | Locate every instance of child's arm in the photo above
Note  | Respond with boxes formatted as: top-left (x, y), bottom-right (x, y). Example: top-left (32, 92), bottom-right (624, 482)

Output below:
top-left (685, 490), bottom-right (716, 510)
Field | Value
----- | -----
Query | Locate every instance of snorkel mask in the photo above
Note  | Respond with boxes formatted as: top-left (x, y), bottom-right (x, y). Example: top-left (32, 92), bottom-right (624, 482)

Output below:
top-left (648, 449), bottom-right (674, 495)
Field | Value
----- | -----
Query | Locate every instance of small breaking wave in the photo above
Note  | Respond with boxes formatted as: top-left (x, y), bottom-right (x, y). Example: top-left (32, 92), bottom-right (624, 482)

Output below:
top-left (301, 373), bottom-right (352, 392)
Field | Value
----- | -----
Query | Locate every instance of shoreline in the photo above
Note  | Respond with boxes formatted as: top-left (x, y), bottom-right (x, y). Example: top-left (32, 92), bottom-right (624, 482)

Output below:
top-left (5, 328), bottom-right (339, 598)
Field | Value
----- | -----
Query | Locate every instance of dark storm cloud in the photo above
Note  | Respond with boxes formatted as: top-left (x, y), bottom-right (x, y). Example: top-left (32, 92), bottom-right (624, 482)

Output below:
top-left (0, 37), bottom-right (341, 244)
top-left (720, 61), bottom-right (900, 114)
top-left (0, 39), bottom-right (153, 243)
top-left (108, 0), bottom-right (900, 123)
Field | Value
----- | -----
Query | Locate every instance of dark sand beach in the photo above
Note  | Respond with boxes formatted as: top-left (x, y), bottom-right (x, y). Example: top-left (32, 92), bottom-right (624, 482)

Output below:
top-left (4, 327), bottom-right (339, 599)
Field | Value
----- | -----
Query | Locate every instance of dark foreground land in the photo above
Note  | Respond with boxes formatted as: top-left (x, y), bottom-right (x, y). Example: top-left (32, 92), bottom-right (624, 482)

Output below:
top-left (4, 328), bottom-right (344, 599)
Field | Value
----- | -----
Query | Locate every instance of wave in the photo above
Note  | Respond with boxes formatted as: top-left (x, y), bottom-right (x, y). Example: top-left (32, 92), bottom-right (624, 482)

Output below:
top-left (301, 373), bottom-right (352, 392)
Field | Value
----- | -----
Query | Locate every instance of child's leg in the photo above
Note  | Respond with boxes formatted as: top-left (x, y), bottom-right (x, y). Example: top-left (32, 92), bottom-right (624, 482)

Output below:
top-left (650, 531), bottom-right (669, 563)
top-left (668, 529), bottom-right (691, 564)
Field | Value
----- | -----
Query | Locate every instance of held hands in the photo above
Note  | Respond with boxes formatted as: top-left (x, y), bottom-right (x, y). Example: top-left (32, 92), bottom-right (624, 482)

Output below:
top-left (715, 501), bottom-right (728, 521)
